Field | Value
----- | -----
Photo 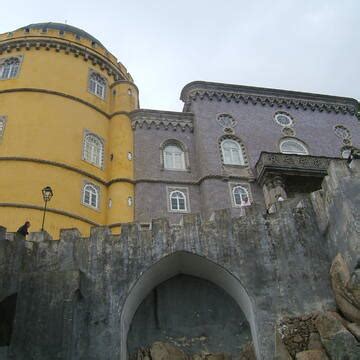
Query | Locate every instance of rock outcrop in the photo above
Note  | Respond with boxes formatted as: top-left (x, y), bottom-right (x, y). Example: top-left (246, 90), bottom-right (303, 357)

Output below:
top-left (275, 254), bottom-right (360, 360)
top-left (330, 254), bottom-right (360, 323)
top-left (315, 311), bottom-right (359, 360)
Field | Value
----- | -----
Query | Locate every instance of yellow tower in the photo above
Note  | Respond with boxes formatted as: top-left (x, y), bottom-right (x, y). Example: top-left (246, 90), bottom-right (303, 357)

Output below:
top-left (0, 23), bottom-right (138, 237)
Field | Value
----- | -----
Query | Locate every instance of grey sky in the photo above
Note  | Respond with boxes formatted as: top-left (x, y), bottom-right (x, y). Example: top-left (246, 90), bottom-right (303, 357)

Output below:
top-left (1, 0), bottom-right (359, 111)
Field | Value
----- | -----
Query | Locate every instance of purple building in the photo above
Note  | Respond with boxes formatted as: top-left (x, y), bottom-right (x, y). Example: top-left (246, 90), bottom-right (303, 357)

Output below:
top-left (132, 81), bottom-right (359, 224)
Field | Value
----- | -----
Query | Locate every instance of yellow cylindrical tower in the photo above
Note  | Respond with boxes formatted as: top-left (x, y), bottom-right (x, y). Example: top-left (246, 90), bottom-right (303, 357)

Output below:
top-left (0, 23), bottom-right (137, 237)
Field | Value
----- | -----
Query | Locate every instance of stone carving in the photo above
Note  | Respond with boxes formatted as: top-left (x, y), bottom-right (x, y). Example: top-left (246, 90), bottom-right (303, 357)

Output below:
top-left (333, 125), bottom-right (351, 140)
top-left (282, 127), bottom-right (296, 137)
top-left (330, 254), bottom-right (360, 323)
top-left (130, 110), bottom-right (194, 132)
top-left (216, 113), bottom-right (237, 128)
top-left (256, 152), bottom-right (344, 185)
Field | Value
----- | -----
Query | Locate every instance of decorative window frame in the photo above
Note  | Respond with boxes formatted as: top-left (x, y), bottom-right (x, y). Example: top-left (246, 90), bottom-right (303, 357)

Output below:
top-left (0, 116), bottom-right (7, 142)
top-left (216, 113), bottom-right (237, 129)
top-left (228, 182), bottom-right (253, 208)
top-left (274, 111), bottom-right (294, 127)
top-left (0, 56), bottom-right (23, 80)
top-left (160, 139), bottom-right (190, 172)
top-left (82, 130), bottom-right (105, 169)
top-left (333, 125), bottom-right (352, 145)
top-left (81, 180), bottom-right (100, 211)
top-left (279, 137), bottom-right (309, 155)
top-left (88, 69), bottom-right (107, 100)
top-left (219, 135), bottom-right (249, 167)
top-left (166, 186), bottom-right (190, 213)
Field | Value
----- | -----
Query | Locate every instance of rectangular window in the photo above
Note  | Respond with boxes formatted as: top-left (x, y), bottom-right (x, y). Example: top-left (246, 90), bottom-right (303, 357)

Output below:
top-left (88, 70), bottom-right (107, 100)
top-left (0, 57), bottom-right (22, 80)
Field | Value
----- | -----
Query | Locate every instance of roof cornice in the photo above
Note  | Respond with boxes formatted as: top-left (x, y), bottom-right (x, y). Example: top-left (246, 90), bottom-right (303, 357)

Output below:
top-left (180, 81), bottom-right (358, 115)
top-left (130, 109), bottom-right (194, 132)
top-left (0, 38), bottom-right (129, 81)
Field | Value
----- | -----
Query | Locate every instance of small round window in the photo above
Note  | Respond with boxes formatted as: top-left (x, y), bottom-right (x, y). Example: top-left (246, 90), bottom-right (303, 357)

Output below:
top-left (274, 113), bottom-right (293, 127)
top-left (217, 114), bottom-right (237, 128)
top-left (334, 125), bottom-right (351, 140)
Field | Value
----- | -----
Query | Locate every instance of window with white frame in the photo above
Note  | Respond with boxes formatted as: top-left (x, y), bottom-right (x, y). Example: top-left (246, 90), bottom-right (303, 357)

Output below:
top-left (88, 71), bottom-right (107, 99)
top-left (274, 112), bottom-right (293, 127)
top-left (221, 139), bottom-right (244, 165)
top-left (83, 183), bottom-right (99, 209)
top-left (0, 57), bottom-right (21, 80)
top-left (83, 133), bottom-right (104, 168)
top-left (232, 186), bottom-right (251, 207)
top-left (279, 138), bottom-right (308, 155)
top-left (0, 117), bottom-right (6, 139)
top-left (169, 190), bottom-right (187, 211)
top-left (164, 144), bottom-right (185, 170)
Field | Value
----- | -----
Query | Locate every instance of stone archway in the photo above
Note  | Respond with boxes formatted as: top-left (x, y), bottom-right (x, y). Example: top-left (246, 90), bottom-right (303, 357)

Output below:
top-left (120, 251), bottom-right (260, 359)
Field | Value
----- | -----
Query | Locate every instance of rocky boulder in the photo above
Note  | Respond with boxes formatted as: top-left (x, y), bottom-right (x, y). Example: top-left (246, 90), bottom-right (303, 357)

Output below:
top-left (315, 311), bottom-right (359, 359)
top-left (330, 254), bottom-right (360, 323)
top-left (295, 349), bottom-right (329, 359)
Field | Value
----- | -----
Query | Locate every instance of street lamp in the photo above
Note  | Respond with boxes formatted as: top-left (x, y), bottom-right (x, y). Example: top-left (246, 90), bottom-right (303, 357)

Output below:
top-left (41, 186), bottom-right (53, 231)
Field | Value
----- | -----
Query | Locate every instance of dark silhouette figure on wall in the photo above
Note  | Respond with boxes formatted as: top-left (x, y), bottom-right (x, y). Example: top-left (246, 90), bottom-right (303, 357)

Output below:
top-left (16, 221), bottom-right (31, 237)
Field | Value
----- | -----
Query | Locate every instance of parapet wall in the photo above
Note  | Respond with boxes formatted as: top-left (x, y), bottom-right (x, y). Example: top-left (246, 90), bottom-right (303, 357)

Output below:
top-left (0, 160), bottom-right (359, 360)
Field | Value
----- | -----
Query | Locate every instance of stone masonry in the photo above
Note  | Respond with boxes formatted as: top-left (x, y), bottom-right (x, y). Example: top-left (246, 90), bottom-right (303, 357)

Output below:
top-left (0, 160), bottom-right (359, 359)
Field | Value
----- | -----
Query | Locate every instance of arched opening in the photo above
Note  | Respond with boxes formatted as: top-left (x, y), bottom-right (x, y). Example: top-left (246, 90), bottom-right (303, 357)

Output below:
top-left (0, 293), bottom-right (17, 348)
top-left (120, 252), bottom-right (259, 359)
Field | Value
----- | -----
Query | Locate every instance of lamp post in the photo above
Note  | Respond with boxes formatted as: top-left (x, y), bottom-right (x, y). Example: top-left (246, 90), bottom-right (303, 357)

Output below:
top-left (41, 186), bottom-right (53, 231)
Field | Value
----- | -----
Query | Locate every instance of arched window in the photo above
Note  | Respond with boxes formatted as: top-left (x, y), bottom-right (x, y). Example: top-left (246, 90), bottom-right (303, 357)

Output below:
top-left (170, 190), bottom-right (187, 211)
top-left (279, 138), bottom-right (308, 155)
top-left (221, 139), bottom-right (244, 165)
top-left (0, 57), bottom-right (20, 79)
top-left (83, 183), bottom-right (99, 209)
top-left (83, 133), bottom-right (104, 167)
top-left (233, 186), bottom-right (251, 207)
top-left (88, 71), bottom-right (107, 99)
top-left (164, 144), bottom-right (185, 170)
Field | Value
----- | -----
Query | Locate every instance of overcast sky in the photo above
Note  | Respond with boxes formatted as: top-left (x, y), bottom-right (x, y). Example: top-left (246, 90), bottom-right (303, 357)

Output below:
top-left (1, 0), bottom-right (359, 111)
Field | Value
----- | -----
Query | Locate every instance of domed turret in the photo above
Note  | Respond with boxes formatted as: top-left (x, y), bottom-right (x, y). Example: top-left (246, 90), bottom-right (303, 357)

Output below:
top-left (0, 23), bottom-right (139, 237)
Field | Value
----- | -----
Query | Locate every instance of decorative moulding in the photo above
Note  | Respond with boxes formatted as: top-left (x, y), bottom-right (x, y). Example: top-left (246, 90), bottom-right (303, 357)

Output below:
top-left (0, 38), bottom-right (127, 81)
top-left (181, 81), bottom-right (358, 115)
top-left (130, 109), bottom-right (194, 132)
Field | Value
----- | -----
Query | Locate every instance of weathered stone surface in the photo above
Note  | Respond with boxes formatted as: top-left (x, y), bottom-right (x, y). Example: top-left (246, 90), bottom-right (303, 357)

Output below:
top-left (315, 312), bottom-right (359, 360)
top-left (330, 253), bottom-right (360, 323)
top-left (276, 314), bottom-right (317, 357)
top-left (238, 341), bottom-right (256, 360)
top-left (295, 349), bottom-right (329, 360)
top-left (0, 160), bottom-right (359, 359)
top-left (275, 328), bottom-right (292, 360)
top-left (150, 342), bottom-right (187, 360)
top-left (308, 332), bottom-right (323, 350)
top-left (347, 323), bottom-right (360, 341)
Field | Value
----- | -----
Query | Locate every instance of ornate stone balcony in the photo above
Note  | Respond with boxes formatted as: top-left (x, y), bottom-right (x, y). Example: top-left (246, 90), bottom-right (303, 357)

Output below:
top-left (256, 152), bottom-right (344, 186)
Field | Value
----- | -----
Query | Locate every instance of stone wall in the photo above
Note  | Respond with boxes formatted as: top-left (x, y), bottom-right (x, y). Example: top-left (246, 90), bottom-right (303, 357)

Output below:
top-left (0, 160), bottom-right (359, 359)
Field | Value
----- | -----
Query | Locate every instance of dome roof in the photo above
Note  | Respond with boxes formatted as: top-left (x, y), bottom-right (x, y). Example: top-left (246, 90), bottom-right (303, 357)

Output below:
top-left (17, 22), bottom-right (104, 46)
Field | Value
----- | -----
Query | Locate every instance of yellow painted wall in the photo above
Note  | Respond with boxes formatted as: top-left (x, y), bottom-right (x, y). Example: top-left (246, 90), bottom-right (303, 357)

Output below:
top-left (0, 26), bottom-right (138, 238)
